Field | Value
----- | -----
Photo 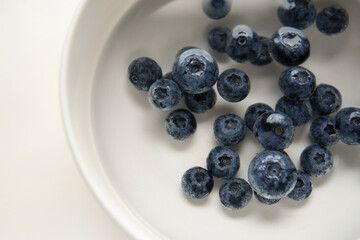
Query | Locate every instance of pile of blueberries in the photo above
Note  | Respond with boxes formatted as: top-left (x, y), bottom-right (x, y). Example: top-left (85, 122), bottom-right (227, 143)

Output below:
top-left (127, 0), bottom-right (358, 210)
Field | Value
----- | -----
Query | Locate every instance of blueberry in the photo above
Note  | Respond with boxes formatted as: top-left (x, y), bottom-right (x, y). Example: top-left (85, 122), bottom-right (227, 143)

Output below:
top-left (245, 103), bottom-right (274, 131)
top-left (310, 115), bottom-right (339, 146)
top-left (213, 114), bottom-right (246, 146)
top-left (248, 150), bottom-right (297, 199)
top-left (277, 0), bottom-right (317, 30)
top-left (310, 84), bottom-right (342, 115)
top-left (184, 88), bottom-right (216, 114)
top-left (335, 107), bottom-right (360, 145)
top-left (148, 79), bottom-right (182, 111)
top-left (254, 191), bottom-right (281, 205)
top-left (128, 57), bottom-right (162, 91)
top-left (226, 25), bottom-right (262, 63)
top-left (175, 46), bottom-right (196, 59)
top-left (275, 96), bottom-right (313, 127)
top-left (219, 178), bottom-right (253, 210)
top-left (208, 27), bottom-right (231, 53)
top-left (287, 171), bottom-right (312, 201)
top-left (173, 48), bottom-right (219, 94)
top-left (270, 27), bottom-right (310, 67)
top-left (165, 109), bottom-right (197, 140)
top-left (181, 166), bottom-right (214, 199)
top-left (206, 146), bottom-right (240, 180)
top-left (279, 66), bottom-right (316, 101)
top-left (253, 111), bottom-right (295, 150)
top-left (217, 68), bottom-right (250, 102)
top-left (300, 145), bottom-right (333, 177)
top-left (202, 0), bottom-right (232, 20)
top-left (251, 36), bottom-right (273, 66)
top-left (316, 6), bottom-right (349, 35)
top-left (163, 72), bottom-right (174, 81)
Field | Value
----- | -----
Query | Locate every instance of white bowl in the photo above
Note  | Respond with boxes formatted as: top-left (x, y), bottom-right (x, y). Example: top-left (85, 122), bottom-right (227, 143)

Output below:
top-left (60, 0), bottom-right (360, 239)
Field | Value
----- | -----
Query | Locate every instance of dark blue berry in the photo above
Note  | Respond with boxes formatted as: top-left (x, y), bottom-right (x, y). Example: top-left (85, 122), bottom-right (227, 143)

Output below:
top-left (213, 114), bottom-right (246, 146)
top-left (217, 68), bottom-right (250, 102)
top-left (270, 27), bottom-right (310, 67)
top-left (251, 37), bottom-right (273, 66)
top-left (253, 111), bottom-right (295, 150)
top-left (128, 57), bottom-right (162, 91)
top-left (287, 171), bottom-right (312, 201)
top-left (310, 116), bottom-right (339, 146)
top-left (184, 88), bottom-right (216, 114)
top-left (245, 103), bottom-right (273, 132)
top-left (165, 109), bottom-right (197, 140)
top-left (275, 96), bottom-right (313, 127)
top-left (181, 166), bottom-right (214, 199)
top-left (148, 79), bottom-right (182, 111)
top-left (219, 178), bottom-right (253, 210)
top-left (316, 6), bottom-right (349, 35)
top-left (310, 84), bottom-right (342, 115)
top-left (254, 191), bottom-right (281, 205)
top-left (335, 107), bottom-right (360, 145)
top-left (206, 146), bottom-right (240, 180)
top-left (208, 27), bottom-right (231, 53)
top-left (300, 145), bottom-right (333, 177)
top-left (248, 150), bottom-right (297, 199)
top-left (163, 72), bottom-right (174, 81)
top-left (202, 0), bottom-right (232, 20)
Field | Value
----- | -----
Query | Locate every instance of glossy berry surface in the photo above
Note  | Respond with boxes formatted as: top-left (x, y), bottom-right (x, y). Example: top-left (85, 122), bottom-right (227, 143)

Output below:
top-left (279, 66), bottom-right (316, 101)
top-left (275, 96), bottom-right (313, 126)
top-left (248, 150), bottom-right (297, 199)
top-left (245, 103), bottom-right (273, 131)
top-left (148, 79), bottom-right (182, 111)
top-left (202, 0), bottom-right (232, 20)
top-left (181, 166), bottom-right (214, 199)
top-left (335, 107), bottom-right (360, 145)
top-left (165, 109), bottom-right (197, 140)
top-left (251, 36), bottom-right (273, 66)
top-left (300, 145), bottom-right (333, 177)
top-left (173, 48), bottom-right (219, 94)
top-left (316, 6), bottom-right (349, 35)
top-left (253, 111), bottom-right (295, 150)
top-left (277, 0), bottom-right (317, 30)
top-left (226, 25), bottom-right (261, 63)
top-left (310, 116), bottom-right (339, 146)
top-left (219, 178), bottom-right (253, 210)
top-left (184, 88), bottom-right (216, 114)
top-left (213, 114), bottom-right (246, 146)
top-left (128, 57), bottom-right (162, 91)
top-left (206, 146), bottom-right (240, 180)
top-left (208, 27), bottom-right (231, 53)
top-left (287, 171), bottom-right (312, 201)
top-left (254, 191), bottom-right (281, 205)
top-left (310, 84), bottom-right (342, 115)
top-left (217, 68), bottom-right (250, 102)
top-left (270, 27), bottom-right (310, 67)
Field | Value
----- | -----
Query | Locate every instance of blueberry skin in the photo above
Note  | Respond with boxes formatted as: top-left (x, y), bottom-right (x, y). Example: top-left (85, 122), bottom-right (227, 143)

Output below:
top-left (181, 166), bottom-right (214, 199)
top-left (219, 178), bottom-right (253, 210)
top-left (248, 150), bottom-right (297, 199)
top-left (251, 37), bottom-right (273, 66)
top-left (128, 57), bottom-right (162, 91)
top-left (245, 103), bottom-right (273, 132)
top-left (148, 79), bottom-right (182, 111)
top-left (213, 114), bottom-right (246, 146)
top-left (226, 25), bottom-right (262, 63)
top-left (202, 0), bottom-right (232, 20)
top-left (277, 0), bottom-right (317, 30)
top-left (316, 6), bottom-right (349, 35)
top-left (275, 96), bottom-right (313, 127)
top-left (300, 145), bottom-right (333, 177)
top-left (175, 46), bottom-right (196, 59)
top-left (310, 84), bottom-right (342, 115)
top-left (163, 72), bottom-right (174, 81)
top-left (310, 115), bottom-right (339, 146)
top-left (206, 146), bottom-right (240, 180)
top-left (335, 107), bottom-right (360, 145)
top-left (173, 48), bottom-right (219, 94)
top-left (208, 27), bottom-right (231, 53)
top-left (184, 88), bottom-right (216, 114)
top-left (279, 66), bottom-right (316, 101)
top-left (217, 68), bottom-right (250, 102)
top-left (254, 191), bottom-right (281, 205)
top-left (165, 109), bottom-right (197, 140)
top-left (270, 27), bottom-right (310, 67)
top-left (287, 171), bottom-right (312, 201)
top-left (253, 111), bottom-right (295, 150)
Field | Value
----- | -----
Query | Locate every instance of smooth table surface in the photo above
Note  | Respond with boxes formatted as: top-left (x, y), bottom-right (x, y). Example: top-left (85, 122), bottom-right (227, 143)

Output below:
top-left (0, 1), bottom-right (131, 239)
